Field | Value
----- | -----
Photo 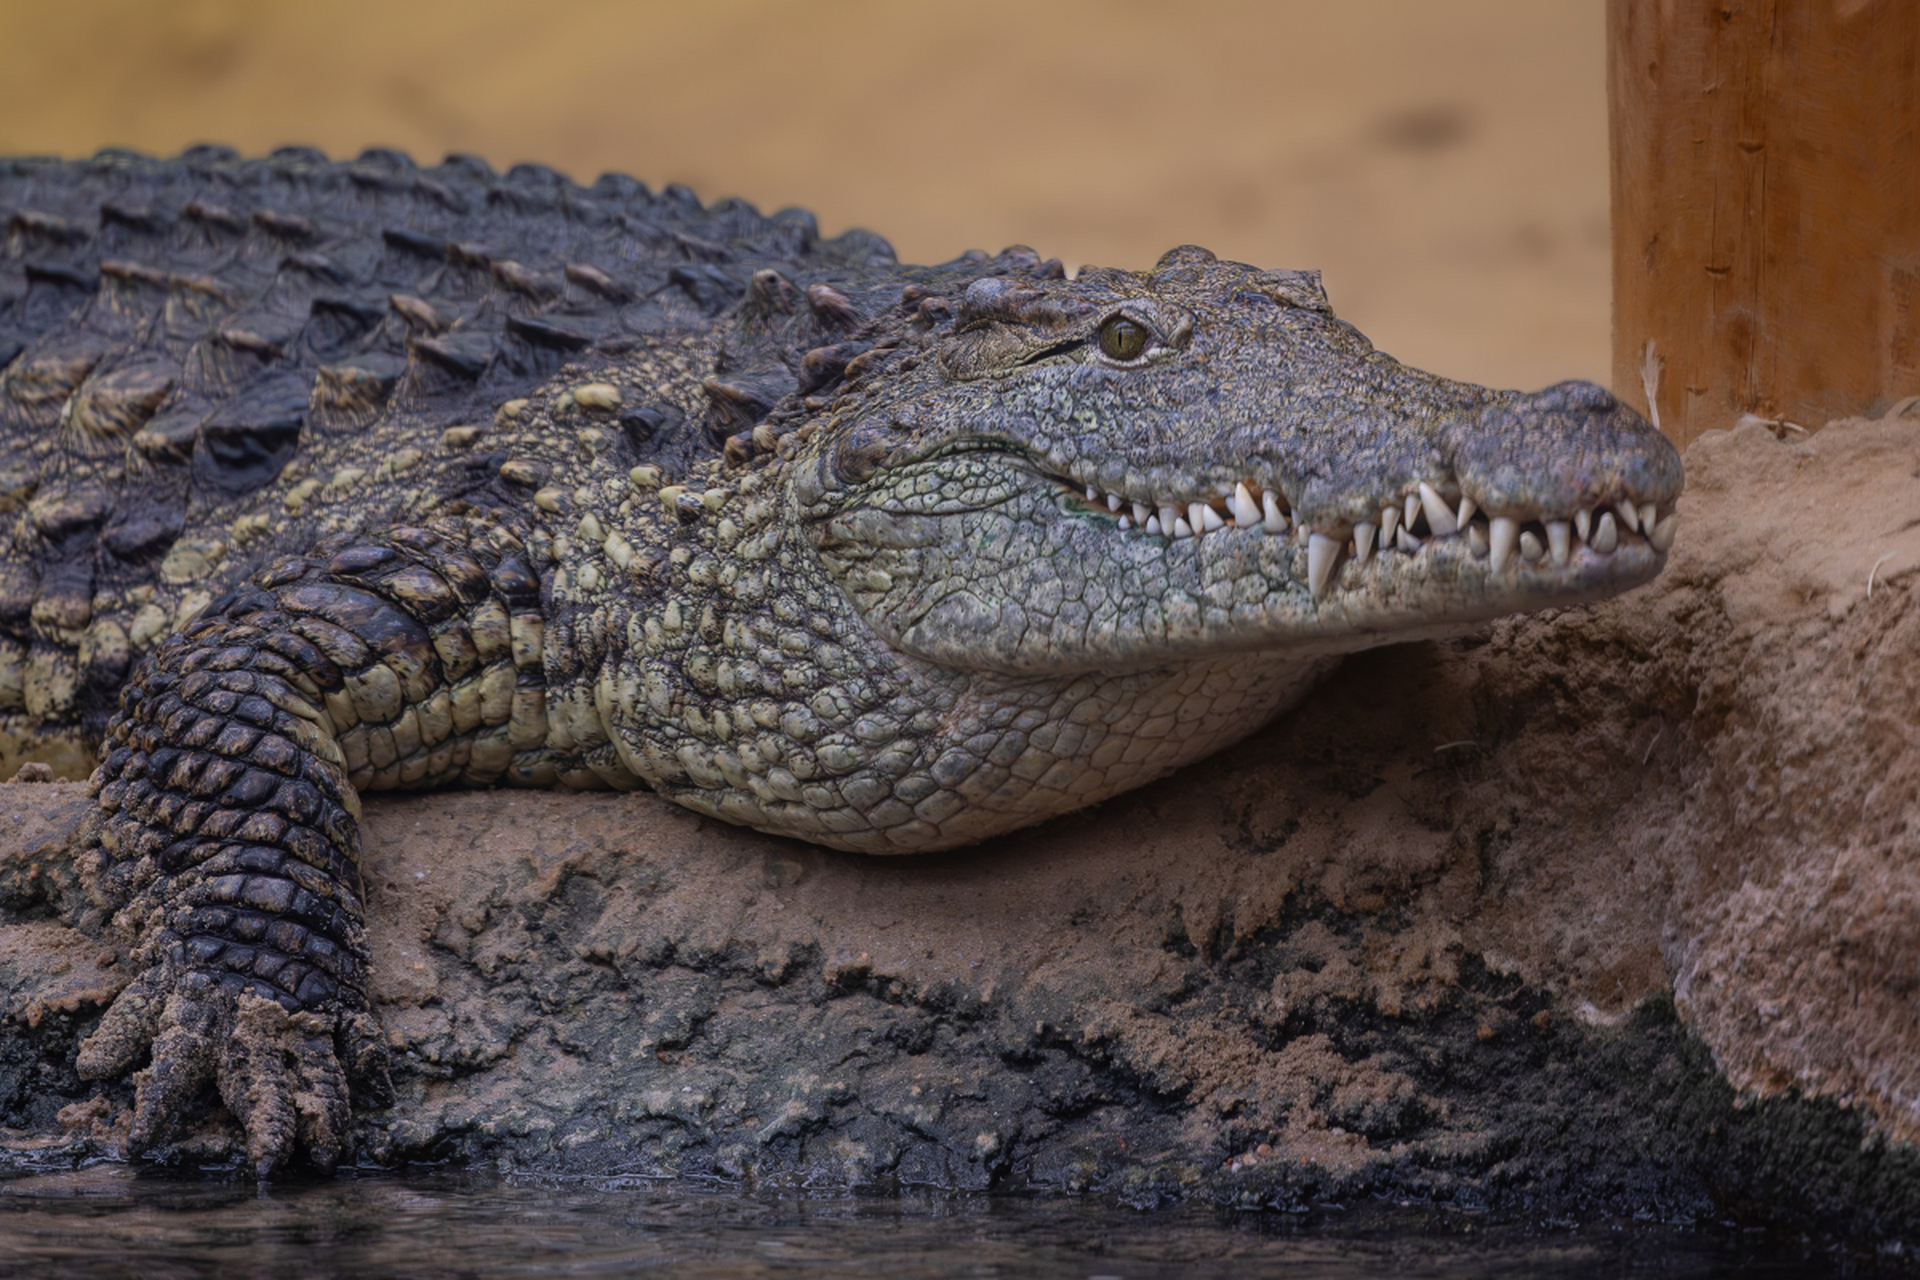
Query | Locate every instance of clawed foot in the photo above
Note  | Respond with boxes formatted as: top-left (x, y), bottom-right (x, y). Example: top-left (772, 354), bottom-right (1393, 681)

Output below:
top-left (77, 962), bottom-right (390, 1176)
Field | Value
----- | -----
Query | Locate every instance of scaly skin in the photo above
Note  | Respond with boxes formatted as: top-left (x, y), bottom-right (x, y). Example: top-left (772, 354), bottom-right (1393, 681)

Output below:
top-left (0, 149), bottom-right (1681, 1172)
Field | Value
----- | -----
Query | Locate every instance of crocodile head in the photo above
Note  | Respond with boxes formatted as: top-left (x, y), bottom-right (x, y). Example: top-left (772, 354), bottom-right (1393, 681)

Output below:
top-left (633, 245), bottom-right (1681, 852)
top-left (793, 246), bottom-right (1682, 677)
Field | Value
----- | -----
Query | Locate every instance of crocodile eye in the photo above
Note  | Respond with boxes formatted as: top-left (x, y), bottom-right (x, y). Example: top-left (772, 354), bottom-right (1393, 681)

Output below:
top-left (1098, 316), bottom-right (1150, 362)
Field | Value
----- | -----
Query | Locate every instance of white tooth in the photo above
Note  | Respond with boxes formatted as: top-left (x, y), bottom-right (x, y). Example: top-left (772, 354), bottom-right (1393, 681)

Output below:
top-left (1172, 516), bottom-right (1194, 539)
top-left (1307, 532), bottom-right (1339, 600)
top-left (1395, 526), bottom-right (1423, 554)
top-left (1456, 495), bottom-right (1477, 526)
top-left (1639, 502), bottom-right (1658, 533)
top-left (1118, 515), bottom-right (1132, 531)
top-left (1086, 485), bottom-right (1099, 502)
top-left (1648, 512), bottom-right (1679, 552)
top-left (1614, 501), bottom-right (1640, 534)
top-left (1159, 504), bottom-right (1180, 532)
top-left (1419, 482), bottom-right (1458, 537)
top-left (1231, 482), bottom-right (1262, 528)
top-left (1199, 504), bottom-right (1225, 533)
top-left (1519, 530), bottom-right (1545, 562)
top-left (1468, 522), bottom-right (1489, 557)
top-left (1189, 501), bottom-right (1210, 532)
top-left (1575, 508), bottom-right (1592, 542)
top-left (1380, 505), bottom-right (1400, 544)
top-left (1489, 516), bottom-right (1518, 573)
top-left (1107, 492), bottom-right (1123, 512)
top-left (1547, 520), bottom-right (1571, 566)
top-left (1133, 501), bottom-right (1151, 525)
top-left (1592, 511), bottom-right (1618, 553)
top-left (1262, 490), bottom-right (1288, 535)
top-left (1145, 514), bottom-right (1163, 536)
top-left (1353, 521), bottom-right (1376, 565)
top-left (1405, 492), bottom-right (1421, 532)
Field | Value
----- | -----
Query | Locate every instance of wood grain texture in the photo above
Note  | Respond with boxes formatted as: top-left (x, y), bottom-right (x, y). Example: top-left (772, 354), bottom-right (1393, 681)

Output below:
top-left (1609, 0), bottom-right (1920, 448)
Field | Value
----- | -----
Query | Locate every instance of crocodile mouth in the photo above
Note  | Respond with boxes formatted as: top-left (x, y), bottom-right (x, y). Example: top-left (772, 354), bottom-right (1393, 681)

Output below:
top-left (1055, 473), bottom-right (1679, 601)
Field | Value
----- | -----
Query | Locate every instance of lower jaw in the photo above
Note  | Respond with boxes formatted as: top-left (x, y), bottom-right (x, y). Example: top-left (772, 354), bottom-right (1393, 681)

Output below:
top-left (1007, 535), bottom-right (1667, 674)
top-left (1316, 532), bottom-right (1664, 621)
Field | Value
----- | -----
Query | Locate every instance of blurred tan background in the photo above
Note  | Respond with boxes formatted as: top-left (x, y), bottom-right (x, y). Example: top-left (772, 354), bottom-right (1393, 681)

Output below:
top-left (0, 0), bottom-right (1608, 393)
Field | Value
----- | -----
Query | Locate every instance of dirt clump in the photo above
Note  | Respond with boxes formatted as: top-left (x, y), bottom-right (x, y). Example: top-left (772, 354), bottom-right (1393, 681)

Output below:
top-left (2, 408), bottom-right (1918, 1238)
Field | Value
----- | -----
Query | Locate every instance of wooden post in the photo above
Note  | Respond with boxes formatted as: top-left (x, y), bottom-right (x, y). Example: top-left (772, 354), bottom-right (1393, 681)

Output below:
top-left (1609, 0), bottom-right (1920, 449)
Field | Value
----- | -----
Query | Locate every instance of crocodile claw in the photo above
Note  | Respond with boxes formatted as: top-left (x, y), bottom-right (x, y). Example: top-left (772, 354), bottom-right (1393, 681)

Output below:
top-left (220, 993), bottom-right (353, 1176)
top-left (79, 962), bottom-right (389, 1176)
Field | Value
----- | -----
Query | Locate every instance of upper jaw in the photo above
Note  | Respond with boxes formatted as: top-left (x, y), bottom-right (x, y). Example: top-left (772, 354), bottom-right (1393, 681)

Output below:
top-left (1041, 380), bottom-right (1685, 604)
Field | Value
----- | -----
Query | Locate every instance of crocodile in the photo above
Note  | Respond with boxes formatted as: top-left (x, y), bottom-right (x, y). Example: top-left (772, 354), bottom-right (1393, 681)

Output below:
top-left (0, 147), bottom-right (1681, 1175)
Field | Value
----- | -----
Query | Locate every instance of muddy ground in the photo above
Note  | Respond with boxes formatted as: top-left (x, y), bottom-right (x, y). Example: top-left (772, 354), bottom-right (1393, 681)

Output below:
top-left (3, 406), bottom-right (1918, 1242)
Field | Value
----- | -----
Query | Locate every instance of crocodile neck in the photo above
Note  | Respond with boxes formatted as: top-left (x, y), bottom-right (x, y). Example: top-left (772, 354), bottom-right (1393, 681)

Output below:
top-left (539, 440), bottom-right (1328, 852)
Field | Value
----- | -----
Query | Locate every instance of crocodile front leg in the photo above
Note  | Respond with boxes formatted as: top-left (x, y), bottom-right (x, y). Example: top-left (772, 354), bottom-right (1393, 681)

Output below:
top-left (75, 516), bottom-right (553, 1174)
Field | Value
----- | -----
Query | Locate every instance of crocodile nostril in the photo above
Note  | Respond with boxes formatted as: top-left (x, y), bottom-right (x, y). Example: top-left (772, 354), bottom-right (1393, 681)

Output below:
top-left (1525, 379), bottom-right (1619, 415)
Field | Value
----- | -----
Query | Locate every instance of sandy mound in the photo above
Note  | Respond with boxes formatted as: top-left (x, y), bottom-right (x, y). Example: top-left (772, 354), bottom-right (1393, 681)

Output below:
top-left (2, 406), bottom-right (1918, 1234)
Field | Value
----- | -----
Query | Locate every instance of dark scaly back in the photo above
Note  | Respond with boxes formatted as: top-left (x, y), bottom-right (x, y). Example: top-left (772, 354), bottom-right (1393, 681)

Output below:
top-left (0, 145), bottom-right (900, 771)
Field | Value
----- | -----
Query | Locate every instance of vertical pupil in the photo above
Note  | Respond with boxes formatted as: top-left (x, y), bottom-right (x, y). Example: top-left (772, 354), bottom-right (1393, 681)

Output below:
top-left (1104, 320), bottom-right (1144, 359)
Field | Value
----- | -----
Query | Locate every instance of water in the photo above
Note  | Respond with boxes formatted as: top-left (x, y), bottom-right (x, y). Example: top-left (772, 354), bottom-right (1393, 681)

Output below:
top-left (0, 1165), bottom-right (1878, 1279)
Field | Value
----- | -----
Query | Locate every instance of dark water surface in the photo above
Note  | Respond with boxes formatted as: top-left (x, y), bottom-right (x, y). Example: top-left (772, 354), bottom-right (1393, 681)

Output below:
top-left (0, 1165), bottom-right (1880, 1279)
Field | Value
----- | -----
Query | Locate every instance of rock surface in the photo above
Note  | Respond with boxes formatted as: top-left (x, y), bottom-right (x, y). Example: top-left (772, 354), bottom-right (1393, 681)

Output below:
top-left (3, 408), bottom-right (1919, 1238)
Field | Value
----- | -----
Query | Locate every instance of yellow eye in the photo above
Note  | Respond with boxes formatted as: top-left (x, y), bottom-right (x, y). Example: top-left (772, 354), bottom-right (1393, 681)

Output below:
top-left (1098, 316), bottom-right (1150, 362)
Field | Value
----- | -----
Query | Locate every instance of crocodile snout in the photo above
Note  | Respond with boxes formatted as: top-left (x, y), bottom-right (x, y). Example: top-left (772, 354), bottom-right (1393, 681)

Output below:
top-left (1443, 379), bottom-right (1684, 522)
